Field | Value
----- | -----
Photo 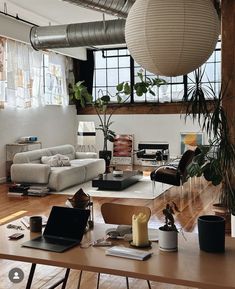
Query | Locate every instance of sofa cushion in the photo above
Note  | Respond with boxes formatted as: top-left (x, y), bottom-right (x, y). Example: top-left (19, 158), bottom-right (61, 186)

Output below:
top-left (41, 154), bottom-right (71, 167)
top-left (48, 144), bottom-right (75, 160)
top-left (48, 166), bottom-right (86, 191)
top-left (70, 158), bottom-right (106, 181)
top-left (13, 148), bottom-right (51, 164)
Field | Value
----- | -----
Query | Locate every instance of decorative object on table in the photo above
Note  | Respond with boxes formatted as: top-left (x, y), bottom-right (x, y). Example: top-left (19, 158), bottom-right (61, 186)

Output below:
top-left (77, 121), bottom-right (96, 152)
top-left (112, 134), bottom-right (134, 165)
top-left (112, 169), bottom-right (124, 177)
top-left (180, 132), bottom-right (203, 155)
top-left (158, 202), bottom-right (180, 252)
top-left (198, 215), bottom-right (225, 253)
top-left (66, 188), bottom-right (94, 229)
top-left (125, 0), bottom-right (220, 77)
top-left (131, 212), bottom-right (150, 248)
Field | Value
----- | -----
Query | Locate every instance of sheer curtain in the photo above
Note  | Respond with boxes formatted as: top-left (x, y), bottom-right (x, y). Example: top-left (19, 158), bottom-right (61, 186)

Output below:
top-left (43, 52), bottom-right (68, 105)
top-left (0, 37), bottom-right (6, 108)
top-left (6, 39), bottom-right (43, 108)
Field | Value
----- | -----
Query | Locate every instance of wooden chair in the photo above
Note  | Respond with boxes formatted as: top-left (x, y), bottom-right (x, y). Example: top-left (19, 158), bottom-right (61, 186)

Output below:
top-left (77, 203), bottom-right (152, 289)
top-left (99, 203), bottom-right (152, 289)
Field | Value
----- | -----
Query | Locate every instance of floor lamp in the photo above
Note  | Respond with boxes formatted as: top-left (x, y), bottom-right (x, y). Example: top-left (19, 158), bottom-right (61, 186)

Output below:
top-left (77, 121), bottom-right (96, 152)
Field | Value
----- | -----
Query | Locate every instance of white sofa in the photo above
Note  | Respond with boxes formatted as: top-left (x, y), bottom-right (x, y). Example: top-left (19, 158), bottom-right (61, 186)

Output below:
top-left (11, 144), bottom-right (105, 191)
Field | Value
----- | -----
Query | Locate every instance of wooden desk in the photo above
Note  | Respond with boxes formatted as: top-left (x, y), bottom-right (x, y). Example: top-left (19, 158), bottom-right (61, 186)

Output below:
top-left (1, 222), bottom-right (235, 289)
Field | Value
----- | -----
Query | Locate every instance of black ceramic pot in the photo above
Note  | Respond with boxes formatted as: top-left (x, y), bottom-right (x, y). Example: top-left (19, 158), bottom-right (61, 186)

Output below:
top-left (198, 215), bottom-right (225, 253)
top-left (99, 150), bottom-right (112, 173)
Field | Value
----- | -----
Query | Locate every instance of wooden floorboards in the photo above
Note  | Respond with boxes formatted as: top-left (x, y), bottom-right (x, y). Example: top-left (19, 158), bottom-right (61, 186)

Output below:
top-left (0, 178), bottom-right (220, 289)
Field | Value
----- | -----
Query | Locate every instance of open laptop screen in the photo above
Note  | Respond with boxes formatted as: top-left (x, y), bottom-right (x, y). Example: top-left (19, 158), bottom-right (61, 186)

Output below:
top-left (44, 206), bottom-right (90, 240)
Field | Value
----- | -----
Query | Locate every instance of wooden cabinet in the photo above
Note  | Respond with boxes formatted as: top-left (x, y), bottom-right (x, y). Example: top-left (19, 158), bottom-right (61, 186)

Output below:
top-left (6, 142), bottom-right (42, 182)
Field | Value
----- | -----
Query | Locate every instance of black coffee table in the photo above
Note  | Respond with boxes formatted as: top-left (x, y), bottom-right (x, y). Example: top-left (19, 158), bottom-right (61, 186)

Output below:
top-left (92, 171), bottom-right (143, 190)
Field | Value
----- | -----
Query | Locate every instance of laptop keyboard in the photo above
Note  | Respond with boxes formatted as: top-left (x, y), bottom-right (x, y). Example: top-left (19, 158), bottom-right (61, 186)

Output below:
top-left (43, 236), bottom-right (77, 246)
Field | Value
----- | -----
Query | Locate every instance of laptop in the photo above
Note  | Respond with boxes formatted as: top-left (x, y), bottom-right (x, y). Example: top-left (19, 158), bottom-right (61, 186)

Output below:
top-left (22, 206), bottom-right (90, 252)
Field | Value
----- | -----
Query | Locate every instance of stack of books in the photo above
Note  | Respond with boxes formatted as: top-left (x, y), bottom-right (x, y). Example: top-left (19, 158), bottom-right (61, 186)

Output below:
top-left (8, 184), bottom-right (29, 196)
top-left (8, 185), bottom-right (49, 197)
top-left (27, 186), bottom-right (49, 197)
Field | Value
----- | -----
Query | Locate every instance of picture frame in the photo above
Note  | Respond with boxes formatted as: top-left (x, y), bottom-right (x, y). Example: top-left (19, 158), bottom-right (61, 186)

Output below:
top-left (112, 134), bottom-right (134, 165)
top-left (180, 132), bottom-right (203, 155)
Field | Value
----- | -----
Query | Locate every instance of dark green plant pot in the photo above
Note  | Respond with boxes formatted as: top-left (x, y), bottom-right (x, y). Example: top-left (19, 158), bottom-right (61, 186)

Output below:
top-left (198, 215), bottom-right (225, 253)
top-left (99, 150), bottom-right (112, 173)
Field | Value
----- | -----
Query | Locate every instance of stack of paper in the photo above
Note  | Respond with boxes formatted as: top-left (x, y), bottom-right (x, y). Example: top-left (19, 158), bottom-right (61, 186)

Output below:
top-left (105, 246), bottom-right (152, 260)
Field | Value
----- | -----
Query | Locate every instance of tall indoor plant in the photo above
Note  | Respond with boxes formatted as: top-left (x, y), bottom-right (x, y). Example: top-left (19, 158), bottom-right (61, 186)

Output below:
top-left (183, 68), bottom-right (235, 216)
top-left (70, 72), bottom-right (166, 171)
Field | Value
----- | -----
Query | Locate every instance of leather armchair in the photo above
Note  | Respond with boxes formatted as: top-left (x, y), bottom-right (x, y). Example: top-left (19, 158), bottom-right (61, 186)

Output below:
top-left (150, 149), bottom-right (195, 187)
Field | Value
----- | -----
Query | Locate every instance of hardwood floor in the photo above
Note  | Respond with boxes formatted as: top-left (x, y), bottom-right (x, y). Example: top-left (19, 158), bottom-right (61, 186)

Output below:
top-left (0, 176), bottom-right (220, 289)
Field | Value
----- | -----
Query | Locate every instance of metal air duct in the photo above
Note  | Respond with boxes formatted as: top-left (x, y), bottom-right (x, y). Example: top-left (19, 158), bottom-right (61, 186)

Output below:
top-left (61, 0), bottom-right (135, 18)
top-left (30, 19), bottom-right (126, 50)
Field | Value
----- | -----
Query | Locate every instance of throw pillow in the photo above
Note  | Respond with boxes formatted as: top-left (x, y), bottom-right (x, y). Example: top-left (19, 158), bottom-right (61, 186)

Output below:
top-left (41, 154), bottom-right (71, 167)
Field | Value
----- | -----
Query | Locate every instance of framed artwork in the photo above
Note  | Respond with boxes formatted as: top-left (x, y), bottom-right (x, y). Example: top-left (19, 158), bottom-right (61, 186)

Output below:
top-left (180, 132), bottom-right (203, 155)
top-left (112, 134), bottom-right (134, 165)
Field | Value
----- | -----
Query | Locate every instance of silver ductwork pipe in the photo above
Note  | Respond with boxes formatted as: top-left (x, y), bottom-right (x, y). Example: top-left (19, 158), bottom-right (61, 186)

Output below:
top-left (61, 0), bottom-right (135, 18)
top-left (30, 19), bottom-right (126, 50)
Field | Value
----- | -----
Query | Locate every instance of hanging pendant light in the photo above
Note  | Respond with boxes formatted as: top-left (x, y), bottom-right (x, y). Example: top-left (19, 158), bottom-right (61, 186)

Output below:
top-left (125, 0), bottom-right (220, 77)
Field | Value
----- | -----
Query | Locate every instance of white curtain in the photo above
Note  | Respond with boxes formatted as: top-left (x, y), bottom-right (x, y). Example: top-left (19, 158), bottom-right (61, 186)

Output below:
top-left (6, 39), bottom-right (43, 108)
top-left (0, 37), bottom-right (6, 108)
top-left (43, 52), bottom-right (68, 105)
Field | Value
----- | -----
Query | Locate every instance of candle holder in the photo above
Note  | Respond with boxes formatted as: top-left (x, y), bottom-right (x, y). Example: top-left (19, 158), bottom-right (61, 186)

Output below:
top-left (129, 241), bottom-right (152, 248)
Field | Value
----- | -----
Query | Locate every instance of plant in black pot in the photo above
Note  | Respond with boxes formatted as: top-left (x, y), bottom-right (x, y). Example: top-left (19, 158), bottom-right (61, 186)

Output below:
top-left (93, 91), bottom-right (119, 173)
top-left (158, 202), bottom-right (180, 252)
top-left (70, 71), bottom-right (167, 173)
top-left (184, 67), bottom-right (235, 234)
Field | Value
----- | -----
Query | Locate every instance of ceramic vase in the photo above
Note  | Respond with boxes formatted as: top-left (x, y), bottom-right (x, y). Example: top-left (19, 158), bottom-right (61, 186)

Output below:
top-left (158, 227), bottom-right (178, 252)
top-left (198, 215), bottom-right (225, 253)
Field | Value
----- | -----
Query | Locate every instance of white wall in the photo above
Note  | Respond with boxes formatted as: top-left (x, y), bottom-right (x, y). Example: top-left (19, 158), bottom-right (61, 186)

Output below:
top-left (78, 114), bottom-right (207, 163)
top-left (0, 105), bottom-right (77, 182)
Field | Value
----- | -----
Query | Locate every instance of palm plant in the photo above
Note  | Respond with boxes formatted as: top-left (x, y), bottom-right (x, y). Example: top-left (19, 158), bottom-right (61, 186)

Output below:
top-left (184, 68), bottom-right (235, 213)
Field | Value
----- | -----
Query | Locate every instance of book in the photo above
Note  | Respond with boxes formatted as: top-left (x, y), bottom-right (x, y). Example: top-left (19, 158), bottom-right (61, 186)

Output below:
top-left (105, 246), bottom-right (152, 261)
top-left (20, 215), bottom-right (48, 229)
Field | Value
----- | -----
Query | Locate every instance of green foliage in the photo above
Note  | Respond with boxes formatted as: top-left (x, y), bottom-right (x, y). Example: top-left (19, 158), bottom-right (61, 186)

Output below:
top-left (116, 71), bottom-right (167, 98)
top-left (70, 71), bottom-right (167, 151)
top-left (184, 68), bottom-right (235, 213)
top-left (69, 81), bottom-right (92, 107)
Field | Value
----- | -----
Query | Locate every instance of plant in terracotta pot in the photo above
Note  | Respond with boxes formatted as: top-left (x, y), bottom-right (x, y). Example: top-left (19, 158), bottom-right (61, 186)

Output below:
top-left (158, 202), bottom-right (180, 252)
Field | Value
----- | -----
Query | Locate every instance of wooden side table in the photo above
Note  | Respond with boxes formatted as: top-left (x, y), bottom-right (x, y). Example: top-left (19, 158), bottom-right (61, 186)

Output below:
top-left (5, 142), bottom-right (42, 182)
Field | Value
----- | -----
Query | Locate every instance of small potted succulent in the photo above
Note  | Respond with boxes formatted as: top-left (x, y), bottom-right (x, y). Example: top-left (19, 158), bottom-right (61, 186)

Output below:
top-left (158, 202), bottom-right (180, 252)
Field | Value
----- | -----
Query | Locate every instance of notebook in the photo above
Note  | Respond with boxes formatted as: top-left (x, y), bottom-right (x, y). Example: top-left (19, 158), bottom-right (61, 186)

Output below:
top-left (21, 206), bottom-right (90, 252)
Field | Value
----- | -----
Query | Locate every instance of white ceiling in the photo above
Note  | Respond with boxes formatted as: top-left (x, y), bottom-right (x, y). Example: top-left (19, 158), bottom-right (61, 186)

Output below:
top-left (0, 0), bottom-right (115, 26)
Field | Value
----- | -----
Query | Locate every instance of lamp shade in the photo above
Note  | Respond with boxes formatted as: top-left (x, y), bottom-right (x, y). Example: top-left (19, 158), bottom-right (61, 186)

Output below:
top-left (125, 0), bottom-right (220, 77)
top-left (77, 121), bottom-right (96, 146)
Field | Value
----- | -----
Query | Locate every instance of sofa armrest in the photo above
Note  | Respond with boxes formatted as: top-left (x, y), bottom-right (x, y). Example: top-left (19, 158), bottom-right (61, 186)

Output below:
top-left (11, 164), bottom-right (51, 184)
top-left (75, 152), bottom-right (97, 159)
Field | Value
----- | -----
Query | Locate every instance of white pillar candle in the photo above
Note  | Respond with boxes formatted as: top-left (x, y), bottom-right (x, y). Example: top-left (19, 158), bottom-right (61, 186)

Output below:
top-left (132, 213), bottom-right (149, 247)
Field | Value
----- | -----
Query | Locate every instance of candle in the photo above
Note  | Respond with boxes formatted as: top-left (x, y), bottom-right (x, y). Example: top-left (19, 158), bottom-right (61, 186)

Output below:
top-left (132, 213), bottom-right (149, 247)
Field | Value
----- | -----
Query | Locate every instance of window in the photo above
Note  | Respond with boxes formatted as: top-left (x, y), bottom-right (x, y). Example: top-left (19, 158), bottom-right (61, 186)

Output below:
top-left (0, 37), bottom-right (70, 108)
top-left (92, 42), bottom-right (221, 103)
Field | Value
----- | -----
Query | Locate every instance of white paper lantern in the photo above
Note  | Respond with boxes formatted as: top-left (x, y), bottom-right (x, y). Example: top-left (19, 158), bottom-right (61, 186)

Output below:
top-left (125, 0), bottom-right (220, 77)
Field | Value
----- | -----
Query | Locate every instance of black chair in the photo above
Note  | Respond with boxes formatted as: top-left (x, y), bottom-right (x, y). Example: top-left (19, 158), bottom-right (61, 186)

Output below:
top-left (150, 149), bottom-right (196, 192)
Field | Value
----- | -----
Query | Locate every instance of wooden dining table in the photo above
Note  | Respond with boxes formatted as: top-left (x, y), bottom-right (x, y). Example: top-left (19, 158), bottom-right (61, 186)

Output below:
top-left (1, 220), bottom-right (235, 289)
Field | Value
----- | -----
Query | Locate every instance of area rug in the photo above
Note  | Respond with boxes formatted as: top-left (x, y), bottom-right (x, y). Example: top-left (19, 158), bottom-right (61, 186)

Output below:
top-left (51, 177), bottom-right (172, 200)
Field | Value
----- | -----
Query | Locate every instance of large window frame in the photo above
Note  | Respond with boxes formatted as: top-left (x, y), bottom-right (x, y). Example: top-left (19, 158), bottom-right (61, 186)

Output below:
top-left (92, 42), bottom-right (221, 105)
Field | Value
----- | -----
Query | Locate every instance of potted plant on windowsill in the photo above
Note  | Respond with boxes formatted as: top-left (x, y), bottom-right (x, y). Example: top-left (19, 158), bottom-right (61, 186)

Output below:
top-left (158, 202), bottom-right (180, 252)
top-left (70, 71), bottom-right (167, 172)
